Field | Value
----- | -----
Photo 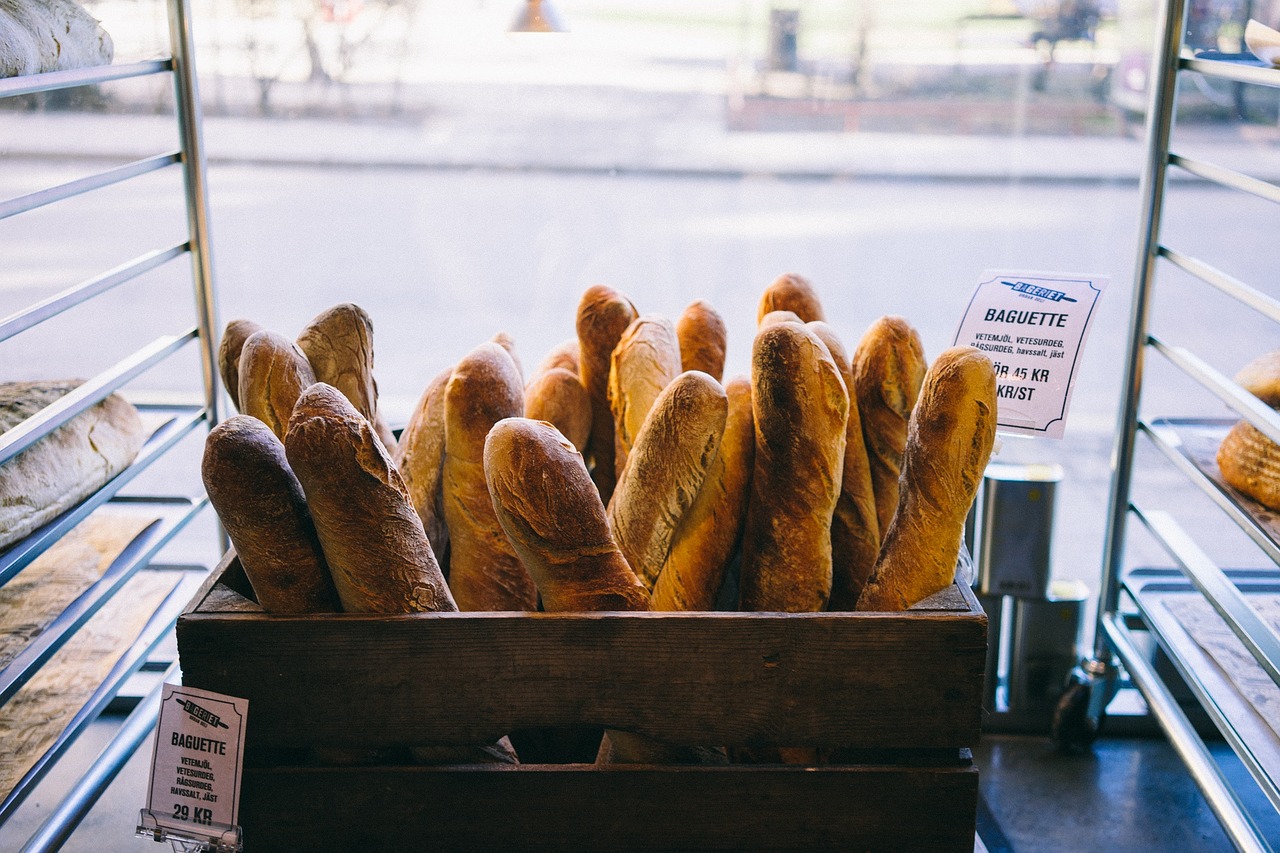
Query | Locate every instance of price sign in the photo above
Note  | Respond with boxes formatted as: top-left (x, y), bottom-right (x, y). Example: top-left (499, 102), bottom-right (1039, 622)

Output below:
top-left (953, 270), bottom-right (1107, 439)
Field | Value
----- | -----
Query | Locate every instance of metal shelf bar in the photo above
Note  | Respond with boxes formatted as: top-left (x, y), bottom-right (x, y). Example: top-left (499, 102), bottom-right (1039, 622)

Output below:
top-left (0, 153), bottom-right (182, 222)
top-left (1103, 613), bottom-right (1275, 852)
top-left (0, 244), bottom-right (189, 344)
top-left (0, 498), bottom-right (206, 708)
top-left (0, 329), bottom-right (197, 466)
top-left (0, 60), bottom-right (172, 99)
top-left (1131, 505), bottom-right (1280, 688)
top-left (1147, 333), bottom-right (1280, 446)
top-left (1181, 56), bottom-right (1280, 89)
top-left (1169, 154), bottom-right (1280, 205)
top-left (1156, 246), bottom-right (1280, 326)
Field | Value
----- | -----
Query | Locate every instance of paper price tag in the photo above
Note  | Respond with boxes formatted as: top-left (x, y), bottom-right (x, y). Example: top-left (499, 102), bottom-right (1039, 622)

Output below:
top-left (953, 270), bottom-right (1107, 439)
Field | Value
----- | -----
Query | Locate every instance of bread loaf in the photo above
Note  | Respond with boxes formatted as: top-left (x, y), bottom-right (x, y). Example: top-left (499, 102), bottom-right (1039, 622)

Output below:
top-left (608, 370), bottom-right (727, 591)
top-left (484, 418), bottom-right (649, 612)
top-left (0, 382), bottom-right (145, 549)
top-left (202, 416), bottom-right (340, 613)
top-left (532, 338), bottom-right (581, 380)
top-left (238, 330), bottom-right (316, 440)
top-left (442, 342), bottom-right (538, 611)
top-left (756, 273), bottom-right (825, 325)
top-left (651, 375), bottom-right (754, 611)
top-left (759, 310), bottom-right (802, 329)
top-left (857, 347), bottom-right (996, 611)
top-left (576, 285), bottom-right (638, 502)
top-left (676, 300), bottom-right (727, 382)
top-left (739, 323), bottom-right (847, 612)
top-left (217, 319), bottom-right (263, 411)
top-left (851, 315), bottom-right (926, 538)
top-left (0, 0), bottom-right (113, 78)
top-left (285, 384), bottom-right (455, 614)
top-left (394, 365), bottom-right (452, 563)
top-left (1218, 420), bottom-right (1280, 510)
top-left (608, 314), bottom-right (683, 480)
top-left (524, 367), bottom-right (592, 452)
top-left (1235, 350), bottom-right (1280, 409)
top-left (808, 321), bottom-right (880, 610)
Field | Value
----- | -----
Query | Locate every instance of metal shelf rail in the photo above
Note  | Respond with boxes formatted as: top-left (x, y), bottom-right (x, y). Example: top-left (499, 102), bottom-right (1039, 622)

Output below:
top-left (1092, 0), bottom-right (1280, 849)
top-left (0, 0), bottom-right (219, 845)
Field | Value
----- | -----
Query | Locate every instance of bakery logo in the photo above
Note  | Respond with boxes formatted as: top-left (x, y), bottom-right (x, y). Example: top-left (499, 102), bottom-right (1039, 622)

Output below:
top-left (172, 697), bottom-right (229, 730)
top-left (1001, 280), bottom-right (1077, 303)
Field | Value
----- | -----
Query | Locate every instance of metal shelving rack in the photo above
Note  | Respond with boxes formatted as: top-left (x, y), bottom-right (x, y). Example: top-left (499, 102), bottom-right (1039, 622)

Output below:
top-left (1093, 1), bottom-right (1280, 850)
top-left (0, 0), bottom-right (219, 847)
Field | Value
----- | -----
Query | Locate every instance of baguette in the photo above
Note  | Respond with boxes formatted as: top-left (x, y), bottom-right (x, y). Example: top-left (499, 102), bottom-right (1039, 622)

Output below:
top-left (237, 329), bottom-right (317, 441)
top-left (851, 315), bottom-right (926, 537)
top-left (676, 299), bottom-right (727, 382)
top-left (576, 285), bottom-right (638, 502)
top-left (759, 310), bottom-right (802, 329)
top-left (608, 313), bottom-right (683, 480)
top-left (651, 375), bottom-right (754, 611)
top-left (484, 418), bottom-right (649, 612)
top-left (285, 383), bottom-right (455, 614)
top-left (202, 415), bottom-right (340, 613)
top-left (808, 321), bottom-right (880, 609)
top-left (1218, 420), bottom-right (1280, 511)
top-left (524, 366), bottom-right (592, 452)
top-left (608, 371), bottom-right (727, 591)
top-left (217, 319), bottom-right (263, 411)
top-left (756, 273), bottom-right (825, 325)
top-left (394, 365), bottom-right (453, 563)
top-left (532, 338), bottom-right (581, 380)
top-left (442, 342), bottom-right (538, 611)
top-left (739, 323), bottom-right (847, 612)
top-left (857, 347), bottom-right (996, 611)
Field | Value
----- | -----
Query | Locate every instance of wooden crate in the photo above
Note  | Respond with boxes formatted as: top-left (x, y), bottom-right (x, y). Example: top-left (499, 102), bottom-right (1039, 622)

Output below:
top-left (177, 552), bottom-right (987, 852)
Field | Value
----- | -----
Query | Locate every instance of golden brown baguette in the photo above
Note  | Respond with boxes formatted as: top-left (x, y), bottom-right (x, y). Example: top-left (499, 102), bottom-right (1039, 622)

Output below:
top-left (491, 331), bottom-right (524, 381)
top-left (608, 313), bottom-right (683, 480)
top-left (756, 273), bottom-right (826, 325)
top-left (851, 315), bottom-right (926, 538)
top-left (651, 375), bottom-right (754, 611)
top-left (202, 415), bottom-right (341, 613)
top-left (857, 347), bottom-right (996, 611)
top-left (1235, 350), bottom-right (1280, 409)
top-left (394, 365), bottom-right (452, 563)
top-left (484, 418), bottom-right (649, 612)
top-left (532, 337), bottom-right (581, 380)
top-left (739, 323), bottom-right (848, 612)
top-left (759, 310), bottom-right (802, 328)
top-left (284, 383), bottom-right (455, 614)
top-left (807, 321), bottom-right (880, 610)
top-left (442, 342), bottom-right (538, 611)
top-left (576, 285), bottom-right (638, 502)
top-left (524, 366), bottom-right (592, 452)
top-left (217, 318), bottom-right (263, 411)
top-left (1218, 420), bottom-right (1280, 510)
top-left (237, 329), bottom-right (317, 441)
top-left (608, 370), bottom-right (728, 591)
top-left (676, 299), bottom-right (727, 382)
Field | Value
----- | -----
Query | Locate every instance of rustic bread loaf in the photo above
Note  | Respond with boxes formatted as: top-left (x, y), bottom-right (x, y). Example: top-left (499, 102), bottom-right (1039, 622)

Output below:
top-left (807, 321), bottom-right (880, 610)
top-left (1218, 420), bottom-right (1280, 510)
top-left (676, 299), bottom-right (727, 382)
top-left (851, 315), bottom-right (926, 538)
top-left (284, 383), bottom-right (455, 614)
top-left (576, 285), bottom-right (638, 502)
top-left (202, 416), bottom-right (340, 613)
top-left (442, 342), bottom-right (538, 611)
top-left (394, 365), bottom-right (453, 563)
top-left (485, 418), bottom-right (649, 612)
top-left (608, 371), bottom-right (728, 591)
top-left (524, 366), bottom-right (592, 452)
top-left (759, 310), bottom-right (802, 329)
top-left (217, 319), bottom-right (263, 411)
top-left (857, 347), bottom-right (996, 611)
top-left (1235, 350), bottom-right (1280, 409)
top-left (0, 381), bottom-right (145, 550)
top-left (739, 323), bottom-right (848, 612)
top-left (651, 375), bottom-right (754, 611)
top-left (238, 329), bottom-right (317, 440)
top-left (532, 338), bottom-right (581, 380)
top-left (608, 314), bottom-right (683, 480)
top-left (756, 273), bottom-right (826, 325)
top-left (0, 0), bottom-right (112, 78)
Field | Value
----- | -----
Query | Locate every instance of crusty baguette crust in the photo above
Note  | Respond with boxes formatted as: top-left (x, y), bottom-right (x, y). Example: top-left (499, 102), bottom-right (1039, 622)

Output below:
top-left (1219, 419), bottom-right (1280, 511)
top-left (394, 365), bottom-right (453, 562)
top-left (532, 338), bottom-right (581, 380)
top-left (608, 371), bottom-right (727, 591)
top-left (238, 329), bottom-right (317, 440)
top-left (202, 415), bottom-right (340, 613)
top-left (608, 314), bottom-right (683, 481)
top-left (285, 383), bottom-right (455, 614)
top-left (676, 299), bottom-right (727, 382)
top-left (759, 310), bottom-right (802, 329)
top-left (851, 315), bottom-right (926, 538)
top-left (485, 418), bottom-right (649, 612)
top-left (756, 273), bottom-right (825, 325)
top-left (442, 342), bottom-right (538, 611)
top-left (217, 319), bottom-right (263, 411)
top-left (857, 347), bottom-right (996, 611)
top-left (576, 285), bottom-right (638, 502)
top-left (739, 323), bottom-right (848, 612)
top-left (525, 366), bottom-right (592, 452)
top-left (296, 303), bottom-right (379, 420)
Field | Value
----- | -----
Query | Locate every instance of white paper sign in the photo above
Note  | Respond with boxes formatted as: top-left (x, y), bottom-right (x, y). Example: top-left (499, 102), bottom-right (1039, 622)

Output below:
top-left (953, 270), bottom-right (1107, 439)
top-left (143, 684), bottom-right (248, 843)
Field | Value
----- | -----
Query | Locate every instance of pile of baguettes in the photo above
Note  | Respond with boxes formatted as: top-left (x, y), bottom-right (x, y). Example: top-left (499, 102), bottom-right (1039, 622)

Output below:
top-left (202, 274), bottom-right (998, 624)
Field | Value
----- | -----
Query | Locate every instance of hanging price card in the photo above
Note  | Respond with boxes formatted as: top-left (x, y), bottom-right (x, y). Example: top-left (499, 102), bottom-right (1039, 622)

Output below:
top-left (953, 270), bottom-right (1107, 439)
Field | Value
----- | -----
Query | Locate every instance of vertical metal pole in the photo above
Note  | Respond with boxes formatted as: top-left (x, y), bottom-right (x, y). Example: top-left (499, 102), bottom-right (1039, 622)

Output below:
top-left (1092, 0), bottom-right (1187, 662)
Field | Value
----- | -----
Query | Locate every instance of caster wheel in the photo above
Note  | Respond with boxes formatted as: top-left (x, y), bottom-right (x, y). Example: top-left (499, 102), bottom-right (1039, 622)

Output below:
top-left (1051, 670), bottom-right (1105, 754)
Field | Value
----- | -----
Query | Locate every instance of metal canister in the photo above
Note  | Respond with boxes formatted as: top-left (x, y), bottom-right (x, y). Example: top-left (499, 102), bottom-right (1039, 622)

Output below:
top-left (1006, 580), bottom-right (1088, 717)
top-left (976, 461), bottom-right (1063, 598)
